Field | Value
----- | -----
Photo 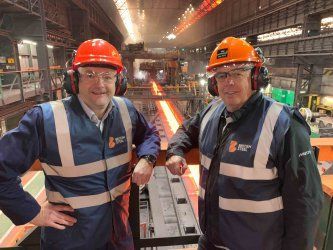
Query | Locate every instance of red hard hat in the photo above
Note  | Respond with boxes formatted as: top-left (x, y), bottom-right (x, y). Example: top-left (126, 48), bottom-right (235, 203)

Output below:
top-left (73, 39), bottom-right (123, 71)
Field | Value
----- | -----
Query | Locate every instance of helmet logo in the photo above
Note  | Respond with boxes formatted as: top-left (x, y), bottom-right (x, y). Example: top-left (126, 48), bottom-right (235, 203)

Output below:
top-left (217, 49), bottom-right (228, 59)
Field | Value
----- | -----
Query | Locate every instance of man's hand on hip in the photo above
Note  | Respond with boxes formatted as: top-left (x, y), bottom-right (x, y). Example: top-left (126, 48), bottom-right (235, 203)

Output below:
top-left (30, 202), bottom-right (77, 230)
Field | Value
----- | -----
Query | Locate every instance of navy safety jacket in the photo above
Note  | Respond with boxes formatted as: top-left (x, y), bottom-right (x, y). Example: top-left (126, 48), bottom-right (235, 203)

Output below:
top-left (167, 92), bottom-right (323, 250)
top-left (0, 95), bottom-right (160, 250)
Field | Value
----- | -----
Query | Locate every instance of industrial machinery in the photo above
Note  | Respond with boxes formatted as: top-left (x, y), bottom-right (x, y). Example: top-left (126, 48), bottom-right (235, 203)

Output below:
top-left (299, 107), bottom-right (333, 138)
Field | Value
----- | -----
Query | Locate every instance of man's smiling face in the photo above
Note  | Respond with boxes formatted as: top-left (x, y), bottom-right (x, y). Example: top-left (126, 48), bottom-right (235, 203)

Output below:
top-left (77, 66), bottom-right (117, 113)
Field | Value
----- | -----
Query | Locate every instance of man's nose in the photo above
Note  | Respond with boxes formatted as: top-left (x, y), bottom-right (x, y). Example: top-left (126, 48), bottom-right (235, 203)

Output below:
top-left (95, 76), bottom-right (104, 85)
top-left (225, 74), bottom-right (235, 85)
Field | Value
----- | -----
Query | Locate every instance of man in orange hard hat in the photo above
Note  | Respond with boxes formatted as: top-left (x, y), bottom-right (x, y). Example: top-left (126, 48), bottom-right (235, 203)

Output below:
top-left (166, 37), bottom-right (323, 249)
top-left (0, 39), bottom-right (160, 249)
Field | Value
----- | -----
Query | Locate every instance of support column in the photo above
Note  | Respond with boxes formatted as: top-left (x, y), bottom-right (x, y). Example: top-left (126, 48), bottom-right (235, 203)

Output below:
top-left (10, 0), bottom-right (51, 101)
top-left (36, 0), bottom-right (52, 100)
top-left (303, 14), bottom-right (321, 37)
top-left (294, 64), bottom-right (304, 107)
top-left (71, 9), bottom-right (91, 43)
top-left (12, 40), bottom-right (24, 102)
top-left (309, 65), bottom-right (323, 94)
top-left (53, 46), bottom-right (66, 67)
top-left (124, 58), bottom-right (134, 85)
top-left (188, 60), bottom-right (206, 75)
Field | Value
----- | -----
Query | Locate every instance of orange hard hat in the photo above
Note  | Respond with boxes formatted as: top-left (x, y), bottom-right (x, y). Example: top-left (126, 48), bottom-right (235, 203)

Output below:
top-left (73, 39), bottom-right (123, 71)
top-left (207, 37), bottom-right (262, 72)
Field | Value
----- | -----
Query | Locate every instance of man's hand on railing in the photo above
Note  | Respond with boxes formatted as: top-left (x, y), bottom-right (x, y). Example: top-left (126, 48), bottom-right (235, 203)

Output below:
top-left (166, 155), bottom-right (188, 176)
top-left (30, 201), bottom-right (77, 230)
top-left (132, 158), bottom-right (154, 185)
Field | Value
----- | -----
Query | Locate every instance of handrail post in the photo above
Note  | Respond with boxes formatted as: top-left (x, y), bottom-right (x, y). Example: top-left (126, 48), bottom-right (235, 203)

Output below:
top-left (129, 183), bottom-right (140, 250)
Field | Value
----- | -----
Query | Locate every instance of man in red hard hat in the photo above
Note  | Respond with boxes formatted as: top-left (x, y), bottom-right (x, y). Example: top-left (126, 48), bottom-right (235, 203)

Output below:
top-left (166, 37), bottom-right (323, 249)
top-left (0, 39), bottom-right (160, 249)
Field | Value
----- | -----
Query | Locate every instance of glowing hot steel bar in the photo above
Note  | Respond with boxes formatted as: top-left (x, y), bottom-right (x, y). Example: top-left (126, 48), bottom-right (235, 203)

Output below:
top-left (159, 101), bottom-right (179, 133)
top-left (150, 81), bottom-right (200, 191)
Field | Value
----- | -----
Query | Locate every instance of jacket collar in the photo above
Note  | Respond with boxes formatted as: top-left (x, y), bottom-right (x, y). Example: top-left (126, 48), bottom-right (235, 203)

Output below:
top-left (224, 91), bottom-right (262, 122)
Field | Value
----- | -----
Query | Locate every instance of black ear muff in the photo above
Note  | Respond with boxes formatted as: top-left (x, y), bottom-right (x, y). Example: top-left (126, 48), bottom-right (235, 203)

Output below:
top-left (115, 74), bottom-right (127, 96)
top-left (63, 69), bottom-right (79, 95)
top-left (208, 77), bottom-right (219, 96)
top-left (251, 47), bottom-right (269, 90)
top-left (257, 66), bottom-right (270, 89)
top-left (251, 66), bottom-right (269, 90)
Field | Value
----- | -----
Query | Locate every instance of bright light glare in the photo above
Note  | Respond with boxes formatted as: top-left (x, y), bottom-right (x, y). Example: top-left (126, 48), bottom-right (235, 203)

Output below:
top-left (114, 0), bottom-right (138, 41)
top-left (135, 70), bottom-right (147, 80)
top-left (152, 81), bottom-right (162, 96)
top-left (258, 27), bottom-right (302, 42)
top-left (22, 40), bottom-right (37, 46)
top-left (188, 165), bottom-right (200, 188)
top-left (322, 96), bottom-right (333, 106)
top-left (166, 33), bottom-right (176, 40)
top-left (321, 17), bottom-right (333, 30)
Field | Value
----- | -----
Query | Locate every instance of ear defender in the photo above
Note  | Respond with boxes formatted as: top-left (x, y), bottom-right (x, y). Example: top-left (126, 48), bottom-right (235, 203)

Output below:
top-left (114, 74), bottom-right (128, 96)
top-left (251, 47), bottom-right (270, 90)
top-left (63, 69), bottom-right (79, 95)
top-left (251, 65), bottom-right (270, 90)
top-left (208, 77), bottom-right (219, 96)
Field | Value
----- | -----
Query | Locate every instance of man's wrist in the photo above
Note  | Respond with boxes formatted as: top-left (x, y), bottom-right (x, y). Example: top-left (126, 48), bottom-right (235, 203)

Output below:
top-left (140, 155), bottom-right (157, 167)
top-left (166, 151), bottom-right (184, 161)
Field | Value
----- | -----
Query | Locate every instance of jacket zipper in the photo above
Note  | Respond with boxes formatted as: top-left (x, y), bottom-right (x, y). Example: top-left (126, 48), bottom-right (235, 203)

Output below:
top-left (204, 118), bottom-right (233, 232)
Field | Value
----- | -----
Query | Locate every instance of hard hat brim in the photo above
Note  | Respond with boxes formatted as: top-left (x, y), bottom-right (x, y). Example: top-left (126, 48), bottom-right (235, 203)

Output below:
top-left (207, 58), bottom-right (261, 72)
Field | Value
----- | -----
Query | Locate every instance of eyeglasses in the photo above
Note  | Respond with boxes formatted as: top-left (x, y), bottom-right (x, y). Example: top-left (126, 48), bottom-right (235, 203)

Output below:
top-left (80, 71), bottom-right (117, 84)
top-left (214, 67), bottom-right (252, 82)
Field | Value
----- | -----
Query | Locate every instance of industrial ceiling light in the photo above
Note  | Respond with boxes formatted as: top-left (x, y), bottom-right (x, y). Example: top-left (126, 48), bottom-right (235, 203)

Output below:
top-left (166, 33), bottom-right (176, 40)
top-left (22, 39), bottom-right (37, 46)
top-left (163, 0), bottom-right (224, 40)
top-left (257, 27), bottom-right (302, 42)
top-left (113, 0), bottom-right (139, 42)
top-left (321, 17), bottom-right (333, 30)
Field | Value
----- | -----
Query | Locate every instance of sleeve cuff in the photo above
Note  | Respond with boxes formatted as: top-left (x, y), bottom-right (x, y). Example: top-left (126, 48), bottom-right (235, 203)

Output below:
top-left (166, 149), bottom-right (185, 161)
top-left (10, 195), bottom-right (41, 225)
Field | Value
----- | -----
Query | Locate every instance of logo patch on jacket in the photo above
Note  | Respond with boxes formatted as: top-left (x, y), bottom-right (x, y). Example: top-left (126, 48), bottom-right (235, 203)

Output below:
top-left (109, 137), bottom-right (116, 148)
top-left (299, 150), bottom-right (311, 158)
top-left (229, 140), bottom-right (251, 153)
top-left (109, 136), bottom-right (126, 149)
top-left (229, 140), bottom-right (237, 152)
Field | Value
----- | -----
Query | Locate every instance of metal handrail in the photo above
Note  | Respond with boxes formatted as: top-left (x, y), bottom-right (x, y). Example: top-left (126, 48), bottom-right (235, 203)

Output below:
top-left (0, 67), bottom-right (64, 105)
